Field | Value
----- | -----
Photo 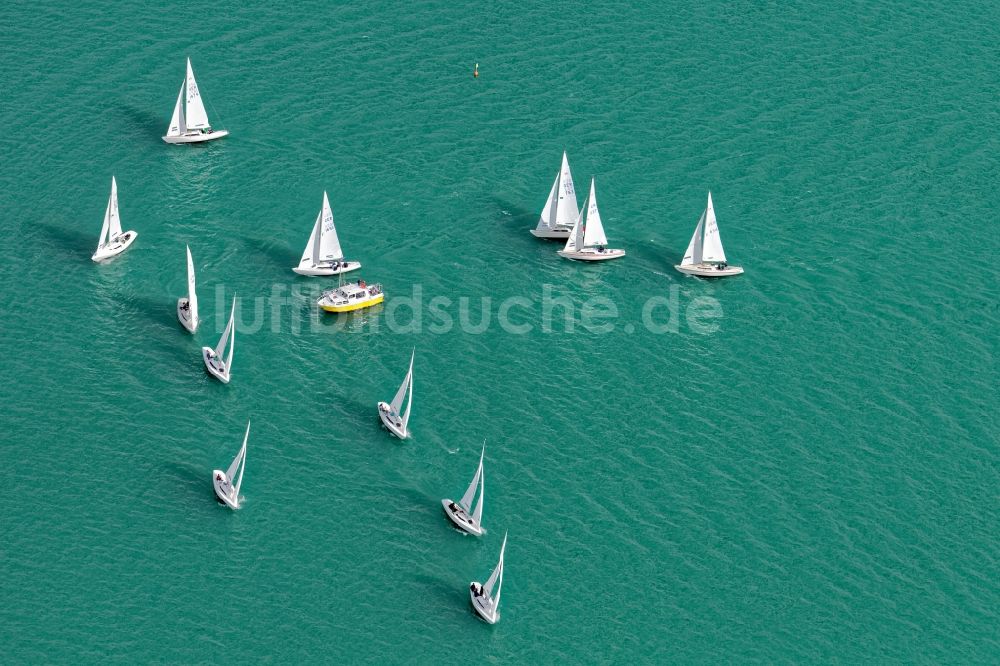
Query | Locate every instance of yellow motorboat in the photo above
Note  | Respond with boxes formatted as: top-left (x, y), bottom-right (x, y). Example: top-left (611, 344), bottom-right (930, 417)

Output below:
top-left (317, 280), bottom-right (384, 313)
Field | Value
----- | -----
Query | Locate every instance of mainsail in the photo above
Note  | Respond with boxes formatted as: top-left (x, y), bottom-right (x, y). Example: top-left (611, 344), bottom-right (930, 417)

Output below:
top-left (316, 192), bottom-right (344, 263)
top-left (184, 58), bottom-right (210, 130)
top-left (536, 152), bottom-right (578, 231)
top-left (215, 298), bottom-right (236, 371)
top-left (186, 245), bottom-right (199, 326)
top-left (390, 350), bottom-right (415, 430)
top-left (484, 532), bottom-right (507, 604)
top-left (459, 445), bottom-right (485, 525)
top-left (581, 179), bottom-right (607, 248)
top-left (227, 421), bottom-right (249, 497)
top-left (700, 192), bottom-right (727, 263)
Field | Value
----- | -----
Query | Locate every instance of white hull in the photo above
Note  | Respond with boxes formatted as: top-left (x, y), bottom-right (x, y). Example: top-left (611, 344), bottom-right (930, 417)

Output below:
top-left (177, 298), bottom-right (197, 333)
top-left (530, 227), bottom-right (572, 239)
top-left (441, 499), bottom-right (485, 536)
top-left (557, 248), bottom-right (626, 262)
top-left (91, 231), bottom-right (138, 262)
top-left (202, 347), bottom-right (231, 383)
top-left (162, 129), bottom-right (229, 144)
top-left (292, 260), bottom-right (362, 277)
top-left (675, 263), bottom-right (744, 278)
top-left (377, 402), bottom-right (408, 439)
top-left (469, 584), bottom-right (499, 624)
top-left (212, 471), bottom-right (239, 509)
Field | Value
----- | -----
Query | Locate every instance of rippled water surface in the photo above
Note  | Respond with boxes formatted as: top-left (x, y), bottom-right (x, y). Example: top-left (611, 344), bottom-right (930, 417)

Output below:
top-left (1, 0), bottom-right (998, 662)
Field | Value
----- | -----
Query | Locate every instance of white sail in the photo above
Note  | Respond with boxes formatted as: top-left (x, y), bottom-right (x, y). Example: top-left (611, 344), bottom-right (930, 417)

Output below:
top-left (402, 355), bottom-right (414, 431)
top-left (472, 472), bottom-right (484, 524)
top-left (216, 297), bottom-right (236, 363)
top-left (184, 58), bottom-right (210, 130)
top-left (582, 179), bottom-right (607, 247)
top-left (317, 192), bottom-right (344, 263)
top-left (299, 211), bottom-right (320, 267)
top-left (681, 209), bottom-right (706, 266)
top-left (225, 298), bottom-right (236, 370)
top-left (459, 444), bottom-right (485, 514)
top-left (553, 152), bottom-right (578, 228)
top-left (96, 180), bottom-right (112, 250)
top-left (229, 420), bottom-right (249, 497)
top-left (471, 446), bottom-right (484, 525)
top-left (484, 532), bottom-right (507, 603)
top-left (107, 176), bottom-right (122, 238)
top-left (390, 350), bottom-right (413, 416)
top-left (167, 82), bottom-right (185, 137)
top-left (186, 245), bottom-right (199, 327)
top-left (700, 192), bottom-right (727, 263)
top-left (535, 174), bottom-right (559, 230)
top-left (563, 196), bottom-right (586, 252)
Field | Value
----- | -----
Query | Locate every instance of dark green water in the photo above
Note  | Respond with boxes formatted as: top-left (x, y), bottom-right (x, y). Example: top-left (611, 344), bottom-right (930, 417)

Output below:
top-left (1, 0), bottom-right (998, 662)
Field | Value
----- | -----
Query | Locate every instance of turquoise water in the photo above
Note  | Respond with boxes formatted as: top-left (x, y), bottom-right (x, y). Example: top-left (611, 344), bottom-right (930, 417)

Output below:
top-left (2, 0), bottom-right (998, 662)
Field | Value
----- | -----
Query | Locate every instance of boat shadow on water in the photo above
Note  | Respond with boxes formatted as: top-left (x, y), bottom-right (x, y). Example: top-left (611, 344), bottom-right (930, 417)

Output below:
top-left (35, 220), bottom-right (97, 261)
top-left (492, 198), bottom-right (537, 231)
top-left (162, 460), bottom-right (217, 506)
top-left (119, 105), bottom-right (168, 141)
top-left (121, 295), bottom-right (197, 368)
top-left (411, 573), bottom-right (477, 616)
top-left (239, 236), bottom-right (299, 270)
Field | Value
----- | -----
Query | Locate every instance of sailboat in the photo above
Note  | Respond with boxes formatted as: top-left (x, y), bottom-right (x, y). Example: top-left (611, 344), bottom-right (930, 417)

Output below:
top-left (441, 444), bottom-right (486, 536)
top-left (377, 349), bottom-right (413, 439)
top-left (91, 176), bottom-right (137, 262)
top-left (557, 178), bottom-right (626, 261)
top-left (177, 245), bottom-right (199, 333)
top-left (675, 192), bottom-right (744, 277)
top-left (470, 531), bottom-right (507, 624)
top-left (202, 297), bottom-right (236, 383)
top-left (213, 420), bottom-right (248, 510)
top-left (292, 191), bottom-right (361, 276)
top-left (530, 152), bottom-right (580, 239)
top-left (162, 58), bottom-right (229, 144)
